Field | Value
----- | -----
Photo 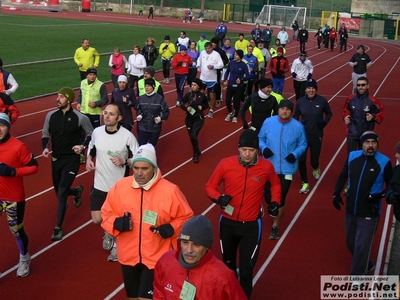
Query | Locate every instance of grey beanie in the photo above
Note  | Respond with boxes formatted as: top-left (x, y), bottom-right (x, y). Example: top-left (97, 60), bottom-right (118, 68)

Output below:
top-left (180, 215), bottom-right (214, 248)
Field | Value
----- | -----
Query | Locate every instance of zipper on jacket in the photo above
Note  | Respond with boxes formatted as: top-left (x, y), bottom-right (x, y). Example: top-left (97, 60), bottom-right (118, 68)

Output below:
top-left (354, 158), bottom-right (367, 214)
top-left (236, 167), bottom-right (249, 221)
top-left (139, 188), bottom-right (144, 263)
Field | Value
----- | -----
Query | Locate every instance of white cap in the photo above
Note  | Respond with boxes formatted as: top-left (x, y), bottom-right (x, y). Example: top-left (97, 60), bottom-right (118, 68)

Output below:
top-left (118, 75), bottom-right (128, 83)
top-left (132, 143), bottom-right (158, 168)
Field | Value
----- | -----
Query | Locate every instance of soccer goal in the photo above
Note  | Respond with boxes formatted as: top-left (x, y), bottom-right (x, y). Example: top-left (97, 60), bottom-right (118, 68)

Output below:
top-left (254, 5), bottom-right (307, 28)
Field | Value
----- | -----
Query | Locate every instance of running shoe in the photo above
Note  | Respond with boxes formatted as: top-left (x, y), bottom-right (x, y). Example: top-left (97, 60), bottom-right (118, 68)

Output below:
top-left (208, 110), bottom-right (214, 118)
top-left (269, 226), bottom-right (280, 240)
top-left (103, 232), bottom-right (115, 251)
top-left (73, 185), bottom-right (84, 207)
top-left (51, 226), bottom-right (63, 241)
top-left (232, 117), bottom-right (238, 123)
top-left (224, 114), bottom-right (232, 122)
top-left (17, 253), bottom-right (31, 277)
top-left (312, 168), bottom-right (321, 180)
top-left (108, 247), bottom-right (118, 262)
top-left (299, 182), bottom-right (310, 194)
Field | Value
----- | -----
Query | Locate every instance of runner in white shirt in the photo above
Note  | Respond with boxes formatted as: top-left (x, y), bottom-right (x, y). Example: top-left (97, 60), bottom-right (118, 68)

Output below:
top-left (196, 42), bottom-right (224, 118)
top-left (86, 103), bottom-right (139, 261)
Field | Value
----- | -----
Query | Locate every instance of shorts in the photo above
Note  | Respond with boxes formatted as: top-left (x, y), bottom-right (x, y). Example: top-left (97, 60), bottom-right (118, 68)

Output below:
top-left (264, 174), bottom-right (292, 207)
top-left (90, 187), bottom-right (108, 211)
top-left (121, 263), bottom-right (154, 298)
top-left (202, 80), bottom-right (217, 93)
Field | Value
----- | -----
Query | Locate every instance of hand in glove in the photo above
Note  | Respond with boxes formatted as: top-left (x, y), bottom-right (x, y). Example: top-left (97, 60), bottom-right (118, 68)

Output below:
top-left (113, 212), bottom-right (132, 232)
top-left (216, 194), bottom-right (233, 208)
top-left (176, 61), bottom-right (183, 66)
top-left (150, 223), bottom-right (174, 239)
top-left (263, 148), bottom-right (274, 159)
top-left (285, 154), bottom-right (296, 164)
top-left (112, 64), bottom-right (117, 69)
top-left (163, 44), bottom-right (169, 51)
top-left (291, 72), bottom-right (297, 78)
top-left (307, 73), bottom-right (312, 80)
top-left (387, 191), bottom-right (400, 205)
top-left (267, 201), bottom-right (280, 217)
top-left (333, 193), bottom-right (344, 210)
top-left (0, 163), bottom-right (16, 177)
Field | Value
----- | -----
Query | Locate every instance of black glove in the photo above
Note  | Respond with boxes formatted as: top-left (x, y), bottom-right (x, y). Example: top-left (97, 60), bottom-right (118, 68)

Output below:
top-left (150, 223), bottom-right (174, 239)
top-left (291, 72), bottom-right (297, 78)
top-left (176, 61), bottom-right (183, 66)
top-left (278, 70), bottom-right (284, 76)
top-left (267, 201), bottom-right (280, 217)
top-left (217, 194), bottom-right (233, 208)
top-left (124, 68), bottom-right (128, 73)
top-left (242, 123), bottom-right (249, 130)
top-left (333, 193), bottom-right (344, 210)
top-left (285, 154), bottom-right (296, 164)
top-left (271, 71), bottom-right (277, 77)
top-left (0, 163), bottom-right (16, 177)
top-left (263, 148), bottom-right (274, 158)
top-left (163, 44), bottom-right (168, 50)
top-left (113, 212), bottom-right (132, 232)
top-left (112, 64), bottom-right (117, 69)
top-left (317, 121), bottom-right (327, 129)
top-left (387, 191), bottom-right (400, 205)
top-left (307, 73), bottom-right (312, 80)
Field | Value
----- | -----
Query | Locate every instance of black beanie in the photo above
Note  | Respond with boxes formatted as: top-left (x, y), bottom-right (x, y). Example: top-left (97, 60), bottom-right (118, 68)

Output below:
top-left (211, 37), bottom-right (220, 44)
top-left (360, 131), bottom-right (379, 145)
top-left (278, 99), bottom-right (294, 111)
top-left (306, 79), bottom-right (318, 90)
top-left (192, 78), bottom-right (203, 88)
top-left (236, 50), bottom-right (244, 59)
top-left (259, 78), bottom-right (273, 89)
top-left (144, 78), bottom-right (155, 88)
top-left (238, 129), bottom-right (259, 149)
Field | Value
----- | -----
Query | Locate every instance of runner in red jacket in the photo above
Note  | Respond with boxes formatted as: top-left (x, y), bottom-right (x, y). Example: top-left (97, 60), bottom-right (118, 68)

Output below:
top-left (154, 215), bottom-right (248, 300)
top-left (204, 129), bottom-right (281, 298)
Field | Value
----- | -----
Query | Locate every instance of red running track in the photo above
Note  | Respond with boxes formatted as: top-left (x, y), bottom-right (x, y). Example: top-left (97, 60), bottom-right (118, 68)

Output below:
top-left (1, 9), bottom-right (400, 300)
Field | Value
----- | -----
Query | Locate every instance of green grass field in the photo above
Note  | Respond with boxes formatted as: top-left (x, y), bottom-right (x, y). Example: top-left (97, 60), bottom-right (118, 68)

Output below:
top-left (0, 14), bottom-right (218, 101)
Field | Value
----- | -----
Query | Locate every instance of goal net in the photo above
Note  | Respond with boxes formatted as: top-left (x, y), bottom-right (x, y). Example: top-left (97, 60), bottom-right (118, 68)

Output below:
top-left (254, 5), bottom-right (307, 28)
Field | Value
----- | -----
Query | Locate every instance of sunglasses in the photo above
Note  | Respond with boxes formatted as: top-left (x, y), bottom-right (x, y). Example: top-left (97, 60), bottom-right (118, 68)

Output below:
top-left (357, 83), bottom-right (367, 87)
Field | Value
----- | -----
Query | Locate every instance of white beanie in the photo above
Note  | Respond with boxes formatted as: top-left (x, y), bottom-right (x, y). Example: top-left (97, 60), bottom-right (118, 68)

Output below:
top-left (117, 75), bottom-right (128, 83)
top-left (0, 113), bottom-right (11, 128)
top-left (132, 143), bottom-right (158, 168)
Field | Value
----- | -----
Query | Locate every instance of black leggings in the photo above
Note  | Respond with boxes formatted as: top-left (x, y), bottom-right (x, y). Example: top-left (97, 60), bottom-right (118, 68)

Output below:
top-left (162, 59), bottom-right (171, 79)
top-left (298, 136), bottom-right (322, 183)
top-left (226, 85), bottom-right (245, 117)
top-left (219, 216), bottom-right (262, 298)
top-left (51, 156), bottom-right (80, 227)
top-left (185, 117), bottom-right (204, 155)
top-left (293, 80), bottom-right (307, 101)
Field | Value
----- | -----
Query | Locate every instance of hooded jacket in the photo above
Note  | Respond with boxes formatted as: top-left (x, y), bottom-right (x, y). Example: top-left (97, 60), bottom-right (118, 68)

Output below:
top-left (101, 171), bottom-right (194, 268)
top-left (153, 249), bottom-right (248, 300)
